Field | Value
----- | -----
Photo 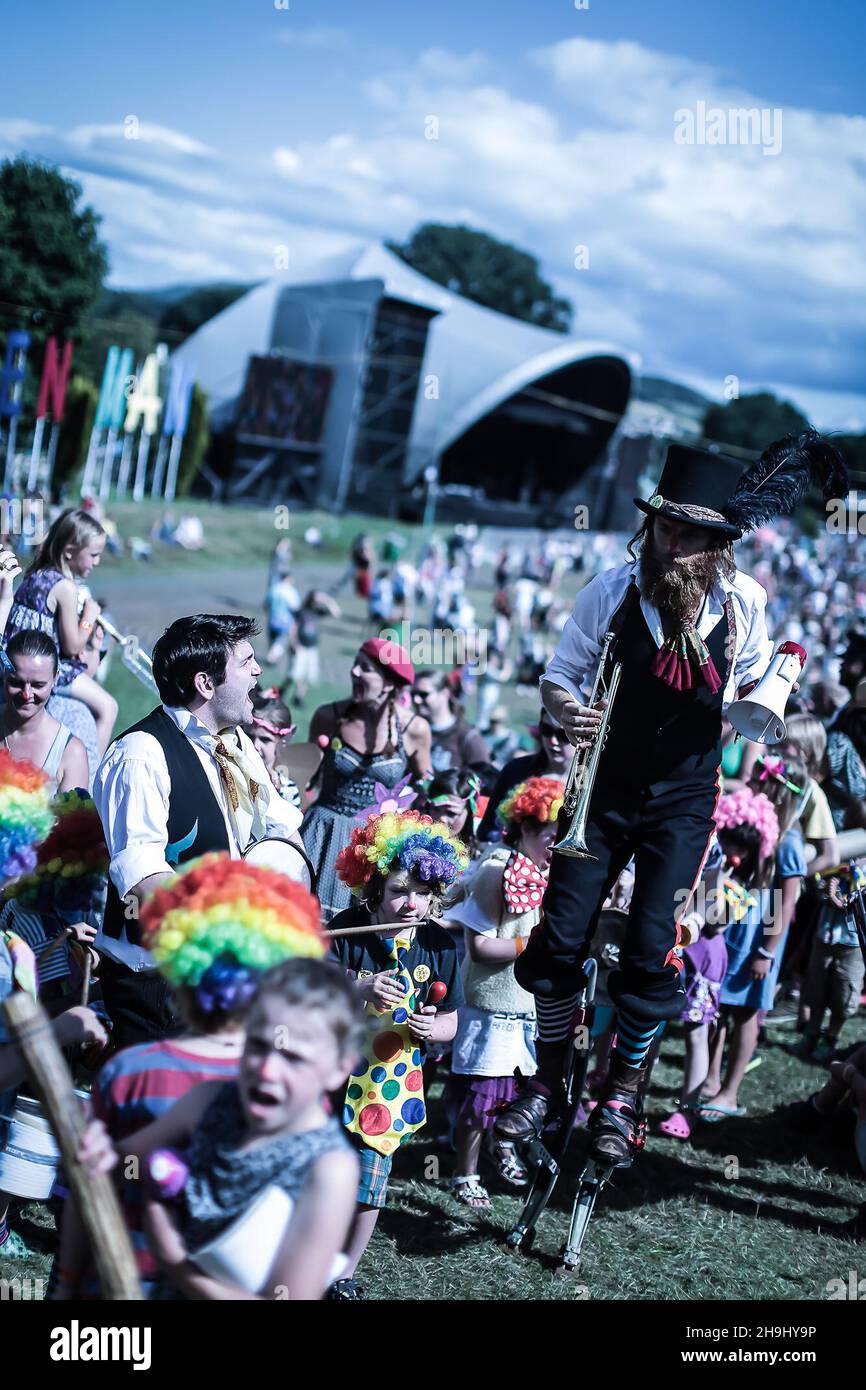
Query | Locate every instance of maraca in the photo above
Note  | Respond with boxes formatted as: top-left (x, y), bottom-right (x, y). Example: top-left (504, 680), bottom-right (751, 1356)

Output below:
top-left (425, 979), bottom-right (447, 1007)
top-left (148, 1148), bottom-right (189, 1199)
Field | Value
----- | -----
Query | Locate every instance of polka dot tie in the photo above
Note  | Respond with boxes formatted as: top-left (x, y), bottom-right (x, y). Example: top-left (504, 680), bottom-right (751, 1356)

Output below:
top-left (502, 850), bottom-right (548, 914)
top-left (342, 936), bottom-right (427, 1156)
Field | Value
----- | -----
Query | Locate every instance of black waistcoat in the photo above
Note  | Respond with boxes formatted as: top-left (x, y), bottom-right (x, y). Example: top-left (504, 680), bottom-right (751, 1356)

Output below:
top-left (102, 707), bottom-right (230, 942)
top-left (599, 581), bottom-right (734, 793)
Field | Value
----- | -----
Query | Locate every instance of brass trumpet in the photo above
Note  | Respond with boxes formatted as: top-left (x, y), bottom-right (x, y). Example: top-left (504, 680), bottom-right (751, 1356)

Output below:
top-left (554, 630), bottom-right (623, 860)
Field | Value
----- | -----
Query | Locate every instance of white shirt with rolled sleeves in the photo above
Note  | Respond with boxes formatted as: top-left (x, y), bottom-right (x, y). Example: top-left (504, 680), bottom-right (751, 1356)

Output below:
top-left (542, 560), bottom-right (774, 711)
top-left (92, 705), bottom-right (304, 970)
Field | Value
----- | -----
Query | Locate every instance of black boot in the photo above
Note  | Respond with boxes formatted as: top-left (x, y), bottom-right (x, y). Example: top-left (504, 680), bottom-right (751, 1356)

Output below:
top-left (587, 1052), bottom-right (648, 1167)
top-left (493, 1041), bottom-right (565, 1143)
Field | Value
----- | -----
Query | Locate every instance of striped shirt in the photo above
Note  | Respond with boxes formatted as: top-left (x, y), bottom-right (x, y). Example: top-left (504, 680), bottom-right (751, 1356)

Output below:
top-left (93, 1039), bottom-right (240, 1140)
top-left (81, 1041), bottom-right (241, 1295)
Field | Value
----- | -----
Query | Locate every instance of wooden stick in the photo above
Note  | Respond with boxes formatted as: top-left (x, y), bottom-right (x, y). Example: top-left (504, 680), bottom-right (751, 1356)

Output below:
top-left (325, 920), bottom-right (425, 939)
top-left (2, 992), bottom-right (142, 1300)
top-left (35, 928), bottom-right (72, 964)
top-left (81, 952), bottom-right (93, 1007)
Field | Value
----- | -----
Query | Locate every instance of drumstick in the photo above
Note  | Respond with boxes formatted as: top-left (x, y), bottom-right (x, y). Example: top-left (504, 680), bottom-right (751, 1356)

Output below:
top-left (81, 952), bottom-right (93, 1007)
top-left (36, 928), bottom-right (74, 963)
top-left (326, 920), bottom-right (429, 939)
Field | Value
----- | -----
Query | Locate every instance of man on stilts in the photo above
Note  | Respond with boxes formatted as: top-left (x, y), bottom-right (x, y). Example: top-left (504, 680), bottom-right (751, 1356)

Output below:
top-left (496, 431), bottom-right (846, 1168)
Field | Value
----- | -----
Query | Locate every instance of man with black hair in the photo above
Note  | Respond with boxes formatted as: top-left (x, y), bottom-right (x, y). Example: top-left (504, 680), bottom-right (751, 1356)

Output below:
top-left (93, 614), bottom-right (304, 1048)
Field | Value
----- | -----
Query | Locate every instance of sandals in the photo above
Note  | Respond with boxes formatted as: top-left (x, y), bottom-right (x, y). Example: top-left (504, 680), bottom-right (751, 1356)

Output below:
top-left (451, 1175), bottom-right (491, 1209)
top-left (696, 1102), bottom-right (746, 1122)
top-left (488, 1138), bottom-right (529, 1188)
top-left (657, 1108), bottom-right (694, 1141)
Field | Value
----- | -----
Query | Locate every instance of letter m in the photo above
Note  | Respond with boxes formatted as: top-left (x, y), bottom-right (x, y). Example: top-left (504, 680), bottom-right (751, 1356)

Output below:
top-left (96, 346), bottom-right (135, 431)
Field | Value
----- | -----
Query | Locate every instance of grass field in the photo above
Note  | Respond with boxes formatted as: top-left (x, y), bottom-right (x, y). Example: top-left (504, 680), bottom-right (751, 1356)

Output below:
top-left (2, 499), bottom-right (863, 1301)
top-left (94, 496), bottom-right (547, 737)
top-left (3, 1021), bottom-right (863, 1301)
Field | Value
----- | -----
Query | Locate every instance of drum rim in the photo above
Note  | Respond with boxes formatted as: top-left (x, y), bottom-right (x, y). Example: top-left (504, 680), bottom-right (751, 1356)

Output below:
top-left (242, 837), bottom-right (318, 896)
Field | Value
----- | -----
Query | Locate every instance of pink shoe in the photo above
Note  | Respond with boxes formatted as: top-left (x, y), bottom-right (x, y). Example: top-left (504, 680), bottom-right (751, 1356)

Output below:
top-left (657, 1109), bottom-right (693, 1141)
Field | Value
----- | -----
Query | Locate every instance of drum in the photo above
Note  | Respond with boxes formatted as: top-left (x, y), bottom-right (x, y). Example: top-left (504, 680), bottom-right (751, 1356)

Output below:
top-left (242, 837), bottom-right (317, 894)
top-left (0, 1090), bottom-right (90, 1199)
top-left (192, 1183), bottom-right (348, 1294)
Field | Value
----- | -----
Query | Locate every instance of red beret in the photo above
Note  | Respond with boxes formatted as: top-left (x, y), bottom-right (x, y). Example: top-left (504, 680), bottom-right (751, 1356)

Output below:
top-left (359, 637), bottom-right (415, 686)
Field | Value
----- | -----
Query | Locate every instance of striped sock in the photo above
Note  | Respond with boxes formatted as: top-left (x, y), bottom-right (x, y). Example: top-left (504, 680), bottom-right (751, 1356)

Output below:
top-left (612, 1005), bottom-right (659, 1068)
top-left (535, 993), bottom-right (580, 1044)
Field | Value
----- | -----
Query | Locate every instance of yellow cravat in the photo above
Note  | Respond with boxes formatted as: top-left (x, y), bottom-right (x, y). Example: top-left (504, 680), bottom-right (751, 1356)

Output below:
top-left (212, 730), bottom-right (261, 849)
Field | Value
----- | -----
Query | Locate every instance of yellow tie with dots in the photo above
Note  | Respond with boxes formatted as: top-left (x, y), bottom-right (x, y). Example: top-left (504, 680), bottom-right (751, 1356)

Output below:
top-left (342, 936), bottom-right (427, 1156)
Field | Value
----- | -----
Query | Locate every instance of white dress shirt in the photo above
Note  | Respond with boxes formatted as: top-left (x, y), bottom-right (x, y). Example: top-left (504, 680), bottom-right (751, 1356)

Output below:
top-left (543, 559), bottom-right (774, 710)
top-left (92, 705), bottom-right (303, 900)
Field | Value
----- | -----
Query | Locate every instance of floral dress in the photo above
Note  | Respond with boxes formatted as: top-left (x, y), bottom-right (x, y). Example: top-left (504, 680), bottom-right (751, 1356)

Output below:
top-left (302, 716), bottom-right (411, 920)
top-left (4, 567), bottom-right (86, 687)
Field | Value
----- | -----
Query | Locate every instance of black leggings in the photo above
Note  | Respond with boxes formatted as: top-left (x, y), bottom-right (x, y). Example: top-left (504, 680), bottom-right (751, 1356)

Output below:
top-left (530, 780), bottom-right (717, 1007)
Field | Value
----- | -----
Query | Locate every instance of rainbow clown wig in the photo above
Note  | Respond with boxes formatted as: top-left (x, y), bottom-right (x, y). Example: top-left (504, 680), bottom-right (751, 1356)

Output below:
top-left (497, 777), bottom-right (565, 841)
top-left (4, 789), bottom-right (108, 912)
top-left (0, 750), bottom-right (55, 889)
top-left (714, 787), bottom-right (779, 863)
top-left (139, 854), bottom-right (325, 1029)
top-left (335, 809), bottom-right (469, 902)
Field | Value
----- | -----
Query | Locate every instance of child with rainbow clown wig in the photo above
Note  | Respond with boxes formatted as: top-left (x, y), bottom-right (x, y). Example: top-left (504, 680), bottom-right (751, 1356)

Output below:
top-left (444, 775), bottom-right (564, 1208)
top-left (58, 854), bottom-right (367, 1301)
top-left (0, 751), bottom-right (108, 1259)
top-left (328, 808), bottom-right (468, 1299)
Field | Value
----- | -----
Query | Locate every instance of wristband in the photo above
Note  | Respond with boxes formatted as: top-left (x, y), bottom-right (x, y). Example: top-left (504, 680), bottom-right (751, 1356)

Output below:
top-left (755, 945), bottom-right (774, 961)
top-left (514, 937), bottom-right (526, 957)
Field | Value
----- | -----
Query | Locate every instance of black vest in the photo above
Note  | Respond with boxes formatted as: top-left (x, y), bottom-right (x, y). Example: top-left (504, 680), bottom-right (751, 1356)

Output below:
top-left (600, 581), bottom-right (734, 793)
top-left (102, 707), bottom-right (230, 942)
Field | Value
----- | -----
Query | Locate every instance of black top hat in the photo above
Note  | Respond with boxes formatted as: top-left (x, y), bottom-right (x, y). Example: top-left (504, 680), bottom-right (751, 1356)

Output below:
top-left (634, 444), bottom-right (744, 538)
top-left (635, 431), bottom-right (849, 542)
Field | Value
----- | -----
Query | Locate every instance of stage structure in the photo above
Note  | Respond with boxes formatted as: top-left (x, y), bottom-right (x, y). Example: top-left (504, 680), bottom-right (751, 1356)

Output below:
top-left (173, 241), bottom-right (639, 526)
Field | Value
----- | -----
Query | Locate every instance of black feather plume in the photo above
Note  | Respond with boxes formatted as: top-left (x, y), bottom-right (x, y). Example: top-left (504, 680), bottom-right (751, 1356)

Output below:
top-left (723, 429), bottom-right (849, 533)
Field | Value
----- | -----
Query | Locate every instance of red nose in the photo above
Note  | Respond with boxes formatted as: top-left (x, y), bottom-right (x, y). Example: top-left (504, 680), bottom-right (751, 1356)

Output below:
top-left (427, 981), bottom-right (447, 1006)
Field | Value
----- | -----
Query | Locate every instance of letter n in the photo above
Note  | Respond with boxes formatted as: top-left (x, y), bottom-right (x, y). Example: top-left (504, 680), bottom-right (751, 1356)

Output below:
top-left (36, 338), bottom-right (74, 421)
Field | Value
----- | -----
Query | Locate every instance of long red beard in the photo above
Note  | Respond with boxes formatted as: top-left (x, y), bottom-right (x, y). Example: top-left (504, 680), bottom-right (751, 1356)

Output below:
top-left (640, 542), bottom-right (726, 623)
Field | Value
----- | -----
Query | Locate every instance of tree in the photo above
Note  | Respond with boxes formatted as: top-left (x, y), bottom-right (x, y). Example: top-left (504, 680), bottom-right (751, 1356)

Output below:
top-left (387, 223), bottom-right (573, 332)
top-left (0, 158), bottom-right (108, 351)
top-left (76, 307), bottom-right (157, 390)
top-left (158, 284), bottom-right (252, 344)
top-left (836, 434), bottom-right (866, 480)
top-left (703, 392), bottom-right (810, 452)
top-left (175, 385), bottom-right (210, 497)
top-left (53, 375), bottom-right (98, 496)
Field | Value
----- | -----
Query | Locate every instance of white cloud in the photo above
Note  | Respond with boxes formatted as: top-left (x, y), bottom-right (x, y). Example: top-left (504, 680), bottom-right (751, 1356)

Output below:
top-left (68, 122), bottom-right (213, 157)
top-left (416, 48), bottom-right (491, 82)
top-left (2, 34), bottom-right (864, 424)
top-left (275, 26), bottom-right (350, 49)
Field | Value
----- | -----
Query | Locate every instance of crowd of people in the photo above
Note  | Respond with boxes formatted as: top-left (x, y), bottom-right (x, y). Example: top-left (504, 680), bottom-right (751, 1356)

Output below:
top-left (0, 438), bottom-right (863, 1301)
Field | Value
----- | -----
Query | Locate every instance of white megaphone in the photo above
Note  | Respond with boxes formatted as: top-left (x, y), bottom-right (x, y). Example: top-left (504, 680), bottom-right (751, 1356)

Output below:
top-left (727, 641), bottom-right (807, 746)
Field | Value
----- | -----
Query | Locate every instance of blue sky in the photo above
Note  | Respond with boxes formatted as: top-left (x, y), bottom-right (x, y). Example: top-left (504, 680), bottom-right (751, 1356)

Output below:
top-left (4, 0), bottom-right (866, 426)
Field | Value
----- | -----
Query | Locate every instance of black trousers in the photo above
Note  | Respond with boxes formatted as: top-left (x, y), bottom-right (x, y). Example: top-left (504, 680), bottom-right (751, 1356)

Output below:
top-left (99, 958), bottom-right (182, 1054)
top-left (517, 775), bottom-right (718, 1008)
